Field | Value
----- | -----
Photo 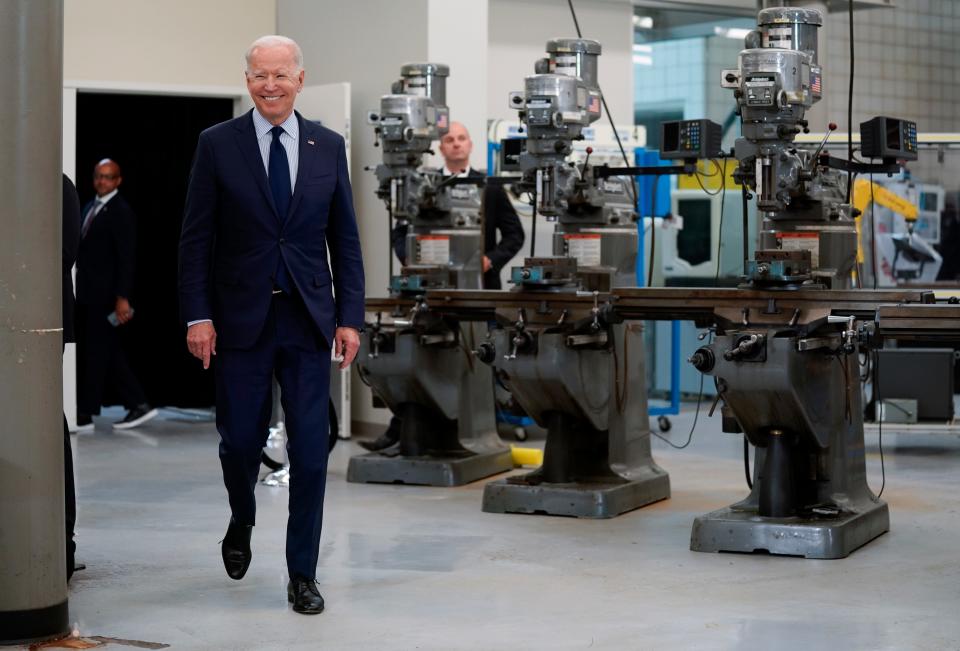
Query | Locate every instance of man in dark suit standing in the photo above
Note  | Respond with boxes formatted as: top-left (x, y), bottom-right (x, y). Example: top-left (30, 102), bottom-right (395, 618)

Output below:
top-left (389, 121), bottom-right (523, 289)
top-left (74, 159), bottom-right (157, 432)
top-left (366, 121), bottom-right (523, 451)
top-left (179, 35), bottom-right (364, 615)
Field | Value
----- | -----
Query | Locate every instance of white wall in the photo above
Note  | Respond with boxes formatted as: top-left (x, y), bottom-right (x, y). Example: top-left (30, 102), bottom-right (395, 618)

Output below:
top-left (65, 0), bottom-right (276, 87)
top-left (428, 0), bottom-right (489, 172)
top-left (488, 0), bottom-right (635, 128)
top-left (279, 0), bottom-right (430, 429)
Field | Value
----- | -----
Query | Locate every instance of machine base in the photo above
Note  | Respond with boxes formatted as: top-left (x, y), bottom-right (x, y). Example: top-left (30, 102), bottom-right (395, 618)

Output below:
top-left (482, 472), bottom-right (670, 519)
top-left (690, 501), bottom-right (890, 559)
top-left (347, 449), bottom-right (513, 486)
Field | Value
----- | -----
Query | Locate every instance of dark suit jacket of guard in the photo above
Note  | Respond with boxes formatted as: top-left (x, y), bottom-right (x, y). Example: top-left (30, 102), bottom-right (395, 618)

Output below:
top-left (76, 191), bottom-right (136, 307)
top-left (62, 175), bottom-right (82, 344)
top-left (179, 110), bottom-right (365, 349)
top-left (391, 168), bottom-right (524, 289)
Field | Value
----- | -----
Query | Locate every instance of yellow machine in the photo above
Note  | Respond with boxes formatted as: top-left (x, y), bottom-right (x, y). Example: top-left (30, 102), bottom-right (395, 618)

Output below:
top-left (852, 178), bottom-right (941, 286)
top-left (852, 177), bottom-right (918, 263)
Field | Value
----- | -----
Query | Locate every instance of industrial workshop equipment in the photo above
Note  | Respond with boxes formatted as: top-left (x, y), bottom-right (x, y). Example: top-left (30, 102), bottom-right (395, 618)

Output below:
top-left (350, 63), bottom-right (511, 486)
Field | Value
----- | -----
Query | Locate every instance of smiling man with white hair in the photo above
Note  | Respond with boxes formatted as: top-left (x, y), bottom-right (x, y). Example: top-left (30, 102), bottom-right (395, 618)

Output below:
top-left (179, 34), bottom-right (365, 615)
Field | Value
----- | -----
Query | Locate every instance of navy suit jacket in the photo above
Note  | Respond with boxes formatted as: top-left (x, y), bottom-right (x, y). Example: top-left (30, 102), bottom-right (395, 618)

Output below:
top-left (62, 175), bottom-right (82, 343)
top-left (76, 192), bottom-right (136, 307)
top-left (179, 110), bottom-right (365, 349)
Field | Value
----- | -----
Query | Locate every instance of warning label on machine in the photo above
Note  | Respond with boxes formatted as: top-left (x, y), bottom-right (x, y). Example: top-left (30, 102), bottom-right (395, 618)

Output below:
top-left (564, 233), bottom-right (602, 267)
top-left (764, 26), bottom-right (793, 48)
top-left (777, 231), bottom-right (819, 268)
top-left (553, 54), bottom-right (579, 78)
top-left (417, 235), bottom-right (450, 265)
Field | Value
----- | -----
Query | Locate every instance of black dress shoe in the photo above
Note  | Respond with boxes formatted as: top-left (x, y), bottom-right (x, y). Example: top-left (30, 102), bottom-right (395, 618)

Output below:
top-left (221, 518), bottom-right (252, 580)
top-left (359, 416), bottom-right (401, 451)
top-left (288, 576), bottom-right (325, 614)
top-left (113, 403), bottom-right (159, 430)
top-left (359, 432), bottom-right (399, 452)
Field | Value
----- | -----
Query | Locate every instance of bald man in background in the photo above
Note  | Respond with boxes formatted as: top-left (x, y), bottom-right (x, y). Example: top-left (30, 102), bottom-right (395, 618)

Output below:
top-left (74, 159), bottom-right (157, 432)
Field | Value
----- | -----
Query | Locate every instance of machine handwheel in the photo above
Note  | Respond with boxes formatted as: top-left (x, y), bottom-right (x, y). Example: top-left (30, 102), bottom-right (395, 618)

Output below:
top-left (514, 427), bottom-right (528, 442)
top-left (657, 415), bottom-right (672, 433)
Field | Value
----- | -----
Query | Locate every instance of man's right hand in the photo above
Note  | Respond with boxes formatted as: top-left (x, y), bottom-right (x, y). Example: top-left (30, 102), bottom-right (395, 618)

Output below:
top-left (187, 322), bottom-right (217, 369)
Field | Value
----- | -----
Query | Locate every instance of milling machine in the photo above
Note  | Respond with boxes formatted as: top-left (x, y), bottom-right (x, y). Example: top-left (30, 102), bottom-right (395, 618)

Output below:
top-left (681, 5), bottom-right (919, 557)
top-left (721, 7), bottom-right (858, 288)
top-left (466, 38), bottom-right (674, 518)
top-left (426, 285), bottom-right (942, 546)
top-left (350, 64), bottom-right (511, 487)
top-left (366, 62), bottom-right (486, 292)
top-left (508, 38), bottom-right (638, 287)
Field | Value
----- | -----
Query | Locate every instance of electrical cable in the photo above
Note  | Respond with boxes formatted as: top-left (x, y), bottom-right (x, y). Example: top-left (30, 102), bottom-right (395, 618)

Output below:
top-left (873, 350), bottom-right (886, 498)
top-left (647, 178), bottom-right (657, 286)
top-left (858, 350), bottom-right (871, 383)
top-left (693, 165), bottom-right (724, 197)
top-left (743, 435), bottom-right (753, 489)
top-left (566, 0), bottom-right (638, 208)
top-left (651, 370), bottom-right (703, 450)
top-left (878, 406), bottom-right (886, 498)
top-left (530, 188), bottom-right (537, 256)
top-left (692, 158), bottom-right (722, 183)
top-left (846, 0), bottom-right (855, 203)
top-left (714, 168), bottom-right (728, 286)
top-left (567, 0), bottom-right (582, 36)
top-left (388, 196), bottom-right (395, 280)
top-left (741, 184), bottom-right (750, 276)
top-left (651, 331), bottom-right (713, 450)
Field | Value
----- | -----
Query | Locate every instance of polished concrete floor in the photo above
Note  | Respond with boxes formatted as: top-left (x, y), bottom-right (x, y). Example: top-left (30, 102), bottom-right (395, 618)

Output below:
top-left (47, 406), bottom-right (960, 650)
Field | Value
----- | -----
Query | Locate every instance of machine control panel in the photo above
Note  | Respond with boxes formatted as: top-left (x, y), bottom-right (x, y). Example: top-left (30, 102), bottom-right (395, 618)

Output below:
top-left (660, 119), bottom-right (723, 160)
top-left (744, 74), bottom-right (777, 107)
top-left (525, 97), bottom-right (556, 126)
top-left (860, 116), bottom-right (918, 161)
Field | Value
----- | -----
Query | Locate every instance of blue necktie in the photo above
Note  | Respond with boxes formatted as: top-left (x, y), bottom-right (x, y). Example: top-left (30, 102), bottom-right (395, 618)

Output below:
top-left (269, 125), bottom-right (291, 218)
top-left (269, 125), bottom-right (293, 293)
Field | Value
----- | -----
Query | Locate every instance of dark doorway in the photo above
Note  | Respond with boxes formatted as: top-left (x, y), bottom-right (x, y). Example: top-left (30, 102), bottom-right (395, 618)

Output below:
top-left (76, 92), bottom-right (234, 408)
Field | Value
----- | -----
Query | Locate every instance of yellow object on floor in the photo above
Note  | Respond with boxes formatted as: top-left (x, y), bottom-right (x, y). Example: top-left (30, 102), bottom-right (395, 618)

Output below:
top-left (510, 445), bottom-right (543, 467)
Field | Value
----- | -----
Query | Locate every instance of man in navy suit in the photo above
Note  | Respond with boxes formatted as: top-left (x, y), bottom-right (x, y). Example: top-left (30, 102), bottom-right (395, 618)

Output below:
top-left (179, 35), bottom-right (364, 615)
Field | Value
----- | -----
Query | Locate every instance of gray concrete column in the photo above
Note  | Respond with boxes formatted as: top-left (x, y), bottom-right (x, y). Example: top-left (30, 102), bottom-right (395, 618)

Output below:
top-left (0, 0), bottom-right (68, 644)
